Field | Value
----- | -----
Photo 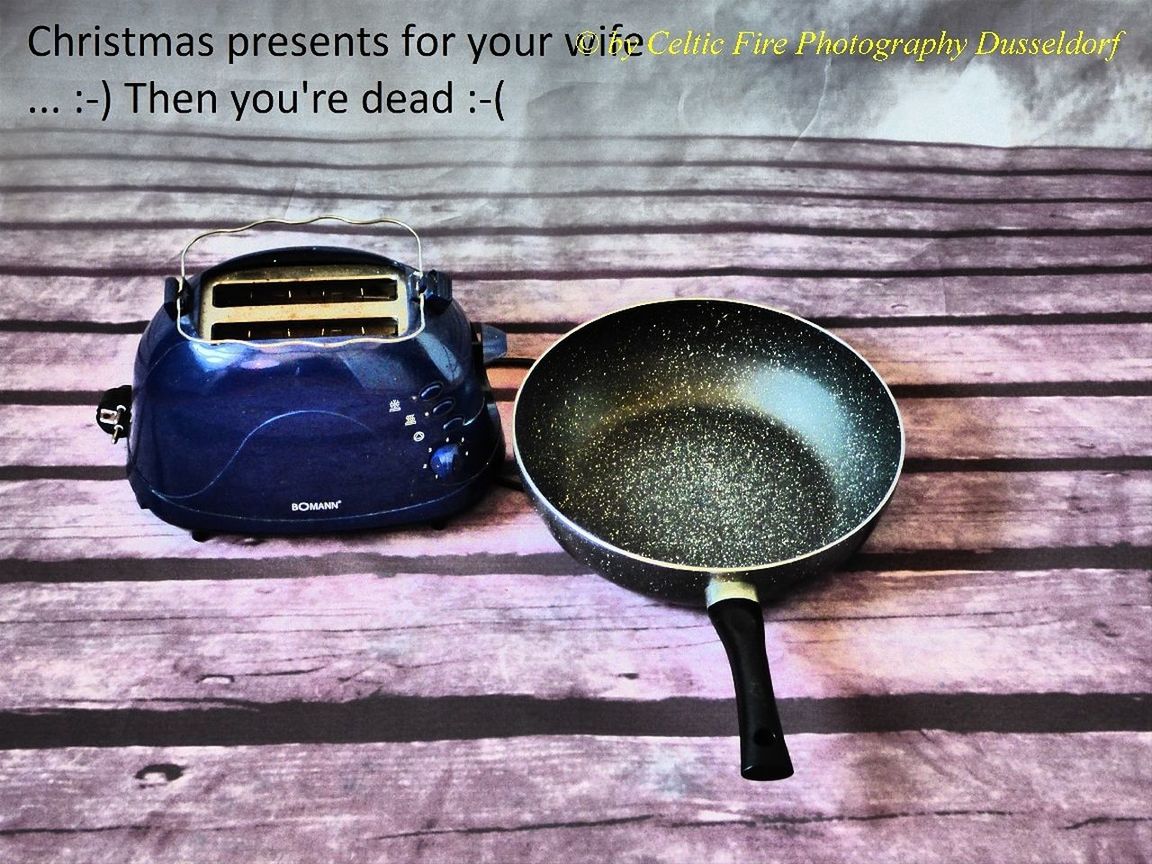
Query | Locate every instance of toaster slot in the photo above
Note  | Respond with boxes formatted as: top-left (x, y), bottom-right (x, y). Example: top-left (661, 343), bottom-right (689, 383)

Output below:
top-left (212, 276), bottom-right (399, 307)
top-left (211, 318), bottom-right (400, 341)
top-left (199, 264), bottom-right (412, 342)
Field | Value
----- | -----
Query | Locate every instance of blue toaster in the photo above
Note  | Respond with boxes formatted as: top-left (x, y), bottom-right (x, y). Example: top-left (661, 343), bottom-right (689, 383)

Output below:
top-left (98, 217), bottom-right (506, 534)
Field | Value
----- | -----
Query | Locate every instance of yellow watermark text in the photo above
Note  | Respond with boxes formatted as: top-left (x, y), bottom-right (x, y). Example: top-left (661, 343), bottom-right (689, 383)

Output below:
top-left (622, 27), bottom-right (1128, 63)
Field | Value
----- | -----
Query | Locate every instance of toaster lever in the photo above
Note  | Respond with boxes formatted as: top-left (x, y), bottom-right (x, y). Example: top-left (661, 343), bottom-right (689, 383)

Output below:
top-left (162, 276), bottom-right (191, 321)
top-left (97, 385), bottom-right (132, 443)
top-left (420, 269), bottom-right (453, 312)
top-left (478, 323), bottom-right (508, 366)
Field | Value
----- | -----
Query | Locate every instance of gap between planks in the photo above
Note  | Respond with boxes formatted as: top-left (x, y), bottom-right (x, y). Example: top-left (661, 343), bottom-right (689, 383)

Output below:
top-left (0, 695), bottom-right (1149, 750)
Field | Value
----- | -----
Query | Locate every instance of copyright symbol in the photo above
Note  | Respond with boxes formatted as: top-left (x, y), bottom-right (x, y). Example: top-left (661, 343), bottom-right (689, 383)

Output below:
top-left (575, 30), bottom-right (599, 55)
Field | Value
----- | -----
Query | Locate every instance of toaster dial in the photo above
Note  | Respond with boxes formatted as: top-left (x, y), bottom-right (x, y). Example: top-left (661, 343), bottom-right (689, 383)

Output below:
top-left (429, 443), bottom-right (463, 480)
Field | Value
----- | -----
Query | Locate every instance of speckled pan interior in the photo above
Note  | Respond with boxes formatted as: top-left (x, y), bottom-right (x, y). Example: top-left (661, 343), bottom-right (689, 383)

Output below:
top-left (515, 300), bottom-right (903, 570)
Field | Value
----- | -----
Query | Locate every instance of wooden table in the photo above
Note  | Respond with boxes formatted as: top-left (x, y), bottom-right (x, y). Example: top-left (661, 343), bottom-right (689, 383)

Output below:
top-left (1, 129), bottom-right (1149, 862)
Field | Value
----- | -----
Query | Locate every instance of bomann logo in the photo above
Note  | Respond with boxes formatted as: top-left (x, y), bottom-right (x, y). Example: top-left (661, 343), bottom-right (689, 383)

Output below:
top-left (291, 500), bottom-right (343, 512)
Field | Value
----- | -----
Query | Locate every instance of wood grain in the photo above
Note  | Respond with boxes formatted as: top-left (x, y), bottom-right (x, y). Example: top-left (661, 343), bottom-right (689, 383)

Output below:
top-left (0, 734), bottom-right (1148, 864)
top-left (0, 469), bottom-right (1146, 564)
top-left (0, 567), bottom-right (1145, 709)
top-left (4, 138), bottom-right (1146, 325)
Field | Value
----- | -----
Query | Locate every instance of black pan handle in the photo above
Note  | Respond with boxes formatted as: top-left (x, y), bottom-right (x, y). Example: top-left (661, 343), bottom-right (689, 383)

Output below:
top-left (706, 578), bottom-right (794, 781)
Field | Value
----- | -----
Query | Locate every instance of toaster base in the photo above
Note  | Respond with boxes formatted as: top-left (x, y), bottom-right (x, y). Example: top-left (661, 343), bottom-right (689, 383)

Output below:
top-left (128, 446), bottom-right (503, 536)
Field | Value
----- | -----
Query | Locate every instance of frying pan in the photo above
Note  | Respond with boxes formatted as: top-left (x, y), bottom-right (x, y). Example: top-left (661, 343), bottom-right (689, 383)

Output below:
top-left (512, 299), bottom-right (904, 780)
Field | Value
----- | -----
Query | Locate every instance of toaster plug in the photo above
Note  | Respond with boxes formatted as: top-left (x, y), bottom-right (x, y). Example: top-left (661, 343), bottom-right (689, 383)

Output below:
top-left (96, 385), bottom-right (133, 443)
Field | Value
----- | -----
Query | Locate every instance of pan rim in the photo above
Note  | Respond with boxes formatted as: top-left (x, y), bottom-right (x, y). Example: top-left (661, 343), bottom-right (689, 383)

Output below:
top-left (511, 297), bottom-right (906, 575)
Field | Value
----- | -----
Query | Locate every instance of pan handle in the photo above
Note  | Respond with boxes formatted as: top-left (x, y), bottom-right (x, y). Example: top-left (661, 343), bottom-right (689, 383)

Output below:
top-left (706, 577), bottom-right (794, 781)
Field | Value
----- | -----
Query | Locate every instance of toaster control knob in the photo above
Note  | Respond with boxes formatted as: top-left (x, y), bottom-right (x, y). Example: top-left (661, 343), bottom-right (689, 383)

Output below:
top-left (429, 443), bottom-right (463, 480)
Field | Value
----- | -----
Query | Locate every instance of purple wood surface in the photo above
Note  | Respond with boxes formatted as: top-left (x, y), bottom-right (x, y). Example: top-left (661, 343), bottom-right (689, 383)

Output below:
top-left (0, 129), bottom-right (1149, 863)
top-left (0, 734), bottom-right (1149, 864)
top-left (0, 568), bottom-right (1146, 711)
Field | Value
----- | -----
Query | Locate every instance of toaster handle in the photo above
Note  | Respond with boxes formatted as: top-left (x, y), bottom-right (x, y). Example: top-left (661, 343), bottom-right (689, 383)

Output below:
top-left (174, 215), bottom-right (428, 349)
top-left (478, 324), bottom-right (508, 366)
top-left (180, 215), bottom-right (425, 287)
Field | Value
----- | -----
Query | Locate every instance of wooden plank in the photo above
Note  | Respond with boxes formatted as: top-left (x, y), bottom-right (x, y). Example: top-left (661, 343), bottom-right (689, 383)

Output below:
top-left (5, 158), bottom-right (1150, 202)
top-left (0, 568), bottom-right (1145, 709)
top-left (3, 136), bottom-right (1150, 183)
top-left (3, 325), bottom-right (1150, 394)
top-left (3, 272), bottom-right (1151, 324)
top-left (0, 470), bottom-right (1145, 562)
top-left (4, 397), bottom-right (1151, 469)
top-left (901, 397), bottom-right (1152, 460)
top-left (3, 190), bottom-right (1149, 232)
top-left (0, 734), bottom-right (1148, 863)
top-left (2, 229), bottom-right (1147, 278)
top-left (831, 325), bottom-right (1152, 386)
top-left (4, 129), bottom-right (1151, 171)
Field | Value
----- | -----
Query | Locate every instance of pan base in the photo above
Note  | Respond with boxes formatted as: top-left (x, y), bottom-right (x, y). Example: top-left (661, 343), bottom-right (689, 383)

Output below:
top-left (553, 405), bottom-right (840, 569)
